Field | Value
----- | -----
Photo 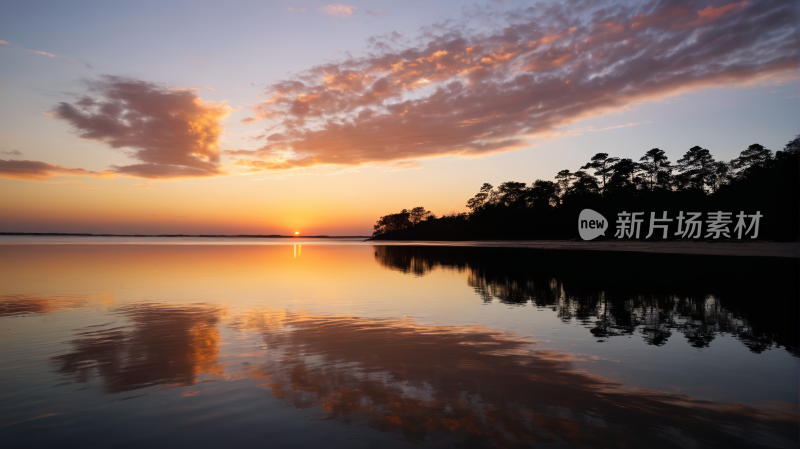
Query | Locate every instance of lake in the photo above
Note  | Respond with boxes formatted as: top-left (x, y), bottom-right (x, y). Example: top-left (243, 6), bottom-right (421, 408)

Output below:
top-left (1, 239), bottom-right (797, 448)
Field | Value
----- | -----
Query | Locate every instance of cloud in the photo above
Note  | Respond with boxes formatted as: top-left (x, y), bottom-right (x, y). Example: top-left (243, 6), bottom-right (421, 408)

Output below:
top-left (286, 6), bottom-right (306, 12)
top-left (317, 4), bottom-right (356, 17)
top-left (51, 76), bottom-right (232, 179)
top-left (240, 0), bottom-right (798, 172)
top-left (27, 49), bottom-right (57, 58)
top-left (553, 121), bottom-right (653, 138)
top-left (590, 122), bottom-right (653, 132)
top-left (0, 159), bottom-right (114, 180)
top-left (386, 161), bottom-right (422, 171)
top-left (366, 9), bottom-right (387, 17)
top-left (0, 150), bottom-right (22, 156)
top-left (0, 39), bottom-right (92, 68)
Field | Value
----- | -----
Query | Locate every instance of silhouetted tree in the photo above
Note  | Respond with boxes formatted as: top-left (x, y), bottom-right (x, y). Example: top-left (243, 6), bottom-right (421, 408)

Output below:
top-left (605, 158), bottom-right (640, 192)
top-left (409, 207), bottom-right (433, 225)
top-left (494, 181), bottom-right (528, 208)
top-left (676, 146), bottom-right (715, 191)
top-left (554, 170), bottom-right (572, 202)
top-left (638, 148), bottom-right (672, 191)
top-left (466, 183), bottom-right (493, 211)
top-left (529, 180), bottom-right (559, 207)
top-left (784, 135), bottom-right (800, 153)
top-left (710, 160), bottom-right (733, 193)
top-left (373, 209), bottom-right (411, 236)
top-left (581, 153), bottom-right (620, 192)
top-left (567, 171), bottom-right (600, 195)
top-left (371, 135), bottom-right (799, 242)
top-left (733, 143), bottom-right (772, 172)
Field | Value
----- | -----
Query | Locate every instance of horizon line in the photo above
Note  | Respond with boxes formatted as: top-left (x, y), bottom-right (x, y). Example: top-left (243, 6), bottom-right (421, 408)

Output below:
top-left (0, 232), bottom-right (371, 239)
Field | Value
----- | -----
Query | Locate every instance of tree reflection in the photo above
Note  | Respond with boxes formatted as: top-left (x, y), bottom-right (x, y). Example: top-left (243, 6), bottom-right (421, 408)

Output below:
top-left (51, 303), bottom-right (224, 393)
top-left (234, 310), bottom-right (798, 447)
top-left (374, 246), bottom-right (799, 355)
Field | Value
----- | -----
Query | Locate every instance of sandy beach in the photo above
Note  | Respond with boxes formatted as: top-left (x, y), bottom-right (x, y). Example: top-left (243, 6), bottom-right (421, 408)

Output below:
top-left (371, 239), bottom-right (800, 258)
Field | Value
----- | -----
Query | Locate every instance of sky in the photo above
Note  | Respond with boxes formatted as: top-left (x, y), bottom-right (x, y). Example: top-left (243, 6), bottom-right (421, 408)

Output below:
top-left (0, 0), bottom-right (797, 235)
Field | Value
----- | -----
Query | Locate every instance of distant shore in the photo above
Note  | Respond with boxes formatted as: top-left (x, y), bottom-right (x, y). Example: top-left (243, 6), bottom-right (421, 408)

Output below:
top-left (0, 232), bottom-right (370, 239)
top-left (370, 239), bottom-right (800, 258)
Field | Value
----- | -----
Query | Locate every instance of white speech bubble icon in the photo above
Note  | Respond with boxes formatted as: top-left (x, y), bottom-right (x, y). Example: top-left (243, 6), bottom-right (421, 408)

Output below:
top-left (578, 209), bottom-right (608, 240)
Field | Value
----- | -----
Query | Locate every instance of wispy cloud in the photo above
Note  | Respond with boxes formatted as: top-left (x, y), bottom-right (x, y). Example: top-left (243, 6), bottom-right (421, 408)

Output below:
top-left (286, 6), bottom-right (307, 12)
top-left (317, 4), bottom-right (356, 17)
top-left (0, 39), bottom-right (92, 68)
top-left (238, 0), bottom-right (797, 173)
top-left (0, 159), bottom-right (114, 180)
top-left (366, 9), bottom-right (387, 17)
top-left (0, 150), bottom-right (22, 156)
top-left (386, 161), bottom-right (421, 171)
top-left (590, 122), bottom-right (653, 132)
top-left (27, 49), bottom-right (57, 58)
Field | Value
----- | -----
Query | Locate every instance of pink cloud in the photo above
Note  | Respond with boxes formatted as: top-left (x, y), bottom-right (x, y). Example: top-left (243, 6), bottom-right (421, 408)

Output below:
top-left (240, 0), bottom-right (797, 172)
top-left (27, 49), bottom-right (57, 58)
top-left (317, 4), bottom-right (356, 17)
top-left (51, 76), bottom-right (231, 179)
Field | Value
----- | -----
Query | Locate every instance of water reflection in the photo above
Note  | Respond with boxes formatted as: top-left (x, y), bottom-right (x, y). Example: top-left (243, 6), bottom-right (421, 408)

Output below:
top-left (51, 304), bottom-right (225, 393)
top-left (1, 244), bottom-right (795, 447)
top-left (38, 303), bottom-right (800, 447)
top-left (375, 246), bottom-right (800, 355)
top-left (0, 294), bottom-right (113, 316)
top-left (235, 310), bottom-right (798, 447)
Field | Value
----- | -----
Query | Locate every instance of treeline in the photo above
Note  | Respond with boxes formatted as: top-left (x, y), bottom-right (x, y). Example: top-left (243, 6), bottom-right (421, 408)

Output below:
top-left (371, 136), bottom-right (800, 241)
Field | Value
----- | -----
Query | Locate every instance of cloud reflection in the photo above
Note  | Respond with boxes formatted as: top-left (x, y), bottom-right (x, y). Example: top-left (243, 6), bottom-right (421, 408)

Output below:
top-left (235, 310), bottom-right (798, 447)
top-left (51, 304), bottom-right (225, 393)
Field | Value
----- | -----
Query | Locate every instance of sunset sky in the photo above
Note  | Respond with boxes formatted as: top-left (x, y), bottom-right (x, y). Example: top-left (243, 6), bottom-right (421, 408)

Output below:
top-left (1, 0), bottom-right (797, 235)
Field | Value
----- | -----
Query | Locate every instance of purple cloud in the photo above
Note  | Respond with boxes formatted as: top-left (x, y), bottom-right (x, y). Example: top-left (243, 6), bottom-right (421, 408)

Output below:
top-left (238, 0), bottom-right (797, 172)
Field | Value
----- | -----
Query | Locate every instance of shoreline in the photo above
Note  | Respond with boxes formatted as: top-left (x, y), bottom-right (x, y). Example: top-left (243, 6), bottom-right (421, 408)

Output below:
top-left (1, 234), bottom-right (797, 257)
top-left (369, 239), bottom-right (800, 258)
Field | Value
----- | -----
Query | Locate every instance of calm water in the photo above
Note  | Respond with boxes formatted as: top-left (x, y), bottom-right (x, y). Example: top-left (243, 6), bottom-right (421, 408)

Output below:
top-left (0, 240), bottom-right (798, 448)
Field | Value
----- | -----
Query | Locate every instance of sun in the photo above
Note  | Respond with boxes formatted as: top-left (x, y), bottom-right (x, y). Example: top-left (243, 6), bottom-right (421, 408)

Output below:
top-left (294, 231), bottom-right (300, 236)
